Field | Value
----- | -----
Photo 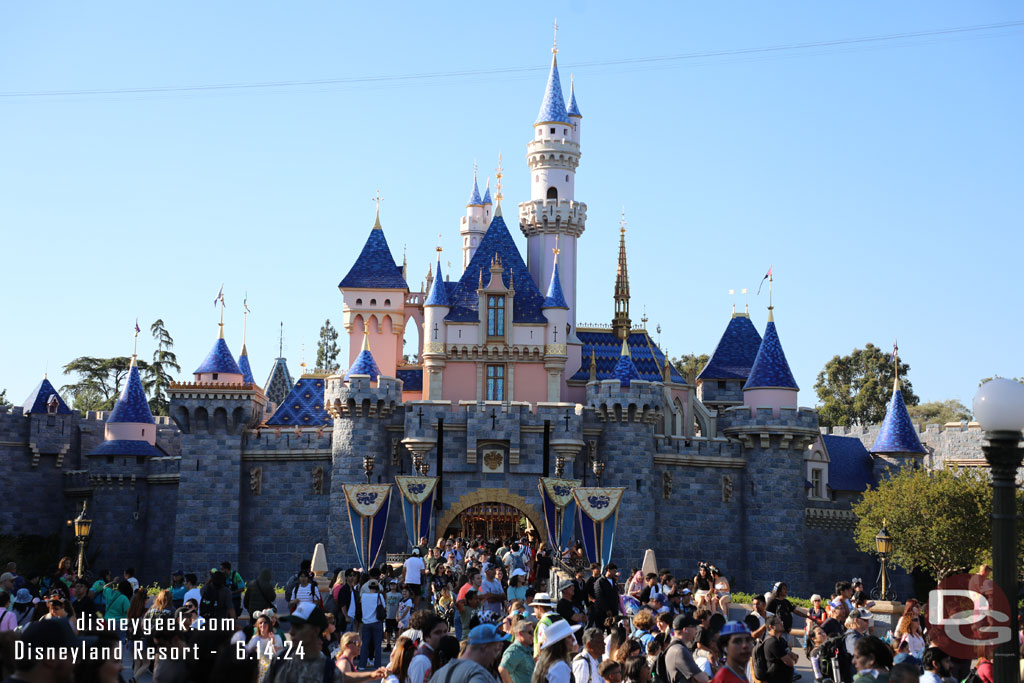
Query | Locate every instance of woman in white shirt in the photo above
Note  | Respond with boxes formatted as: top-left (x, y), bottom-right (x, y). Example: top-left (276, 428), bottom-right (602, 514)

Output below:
top-left (896, 615), bottom-right (926, 659)
top-left (532, 619), bottom-right (581, 683)
top-left (246, 610), bottom-right (283, 683)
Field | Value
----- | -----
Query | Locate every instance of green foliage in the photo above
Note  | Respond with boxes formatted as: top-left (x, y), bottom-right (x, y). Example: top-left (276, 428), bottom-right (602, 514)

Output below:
top-left (61, 356), bottom-right (150, 413)
top-left (814, 343), bottom-right (918, 427)
top-left (731, 591), bottom-right (813, 608)
top-left (0, 533), bottom-right (62, 577)
top-left (853, 467), bottom-right (991, 581)
top-left (0, 389), bottom-right (11, 408)
top-left (147, 319), bottom-right (180, 416)
top-left (672, 353), bottom-right (710, 385)
top-left (316, 319), bottom-right (341, 373)
top-left (906, 399), bottom-right (971, 426)
top-left (979, 376), bottom-right (1024, 387)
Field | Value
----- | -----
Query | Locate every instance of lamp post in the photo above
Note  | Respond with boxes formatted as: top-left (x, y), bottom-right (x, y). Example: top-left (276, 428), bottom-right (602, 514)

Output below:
top-left (363, 454), bottom-right (375, 483)
top-left (554, 455), bottom-right (565, 479)
top-left (872, 523), bottom-right (894, 601)
top-left (72, 501), bottom-right (92, 578)
top-left (974, 378), bottom-right (1024, 683)
top-left (592, 459), bottom-right (605, 486)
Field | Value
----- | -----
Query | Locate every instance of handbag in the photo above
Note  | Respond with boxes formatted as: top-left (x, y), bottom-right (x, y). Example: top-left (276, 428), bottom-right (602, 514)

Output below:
top-left (376, 594), bottom-right (386, 622)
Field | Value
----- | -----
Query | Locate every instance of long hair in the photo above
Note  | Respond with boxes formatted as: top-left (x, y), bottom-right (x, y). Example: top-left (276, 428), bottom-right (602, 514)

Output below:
top-left (126, 590), bottom-right (148, 620)
top-left (388, 636), bottom-right (416, 683)
top-left (623, 656), bottom-right (649, 683)
top-left (532, 636), bottom-right (573, 683)
top-left (854, 636), bottom-right (894, 672)
top-left (152, 589), bottom-right (173, 613)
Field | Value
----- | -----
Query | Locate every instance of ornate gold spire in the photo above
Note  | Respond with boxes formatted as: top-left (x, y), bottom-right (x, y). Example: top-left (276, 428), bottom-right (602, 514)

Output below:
top-left (372, 190), bottom-right (383, 230)
top-left (612, 208), bottom-right (631, 341)
top-left (493, 152), bottom-right (504, 217)
top-left (589, 348), bottom-right (596, 381)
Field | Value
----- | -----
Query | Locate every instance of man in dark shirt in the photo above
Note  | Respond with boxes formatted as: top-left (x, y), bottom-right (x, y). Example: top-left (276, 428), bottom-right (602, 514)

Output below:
top-left (665, 614), bottom-right (709, 683)
top-left (591, 564), bottom-right (621, 628)
top-left (557, 580), bottom-right (586, 631)
top-left (767, 582), bottom-right (806, 635)
top-left (764, 616), bottom-right (799, 683)
top-left (638, 573), bottom-right (659, 604)
top-left (70, 579), bottom-right (96, 621)
top-left (821, 601), bottom-right (847, 638)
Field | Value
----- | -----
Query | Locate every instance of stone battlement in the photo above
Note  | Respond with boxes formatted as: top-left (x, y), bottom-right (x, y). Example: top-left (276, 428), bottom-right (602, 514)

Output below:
top-left (823, 421), bottom-right (983, 435)
top-left (324, 376), bottom-right (403, 418)
top-left (719, 405), bottom-right (819, 431)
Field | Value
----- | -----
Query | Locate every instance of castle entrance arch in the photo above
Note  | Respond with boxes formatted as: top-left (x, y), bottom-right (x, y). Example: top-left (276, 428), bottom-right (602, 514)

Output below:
top-left (436, 489), bottom-right (544, 542)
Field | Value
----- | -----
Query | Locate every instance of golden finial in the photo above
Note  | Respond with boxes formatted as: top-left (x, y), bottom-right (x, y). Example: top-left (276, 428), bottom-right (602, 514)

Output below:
top-left (494, 152), bottom-right (504, 202)
top-left (300, 339), bottom-right (306, 372)
top-left (619, 207), bottom-right (627, 235)
top-left (553, 231), bottom-right (561, 264)
top-left (552, 18), bottom-right (559, 54)
top-left (372, 190), bottom-right (383, 229)
top-left (362, 327), bottom-right (371, 352)
top-left (589, 348), bottom-right (596, 381)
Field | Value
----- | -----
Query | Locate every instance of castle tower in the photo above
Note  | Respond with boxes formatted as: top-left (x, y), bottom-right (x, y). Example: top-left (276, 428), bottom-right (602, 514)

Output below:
top-left (697, 307), bottom-right (762, 412)
top-left (460, 168), bottom-right (488, 271)
top-left (611, 218), bottom-right (631, 341)
top-left (22, 376), bottom-right (70, 416)
top-left (422, 250), bottom-right (451, 399)
top-left (743, 307), bottom-right (799, 417)
top-left (870, 376), bottom-right (927, 478)
top-left (338, 207), bottom-right (409, 379)
top-left (519, 38), bottom-right (587, 336)
top-left (194, 325), bottom-right (244, 384)
top-left (264, 324), bottom-right (293, 408)
top-left (237, 300), bottom-right (256, 385)
top-left (347, 331), bottom-right (382, 383)
top-left (104, 355), bottom-right (157, 445)
top-left (541, 243), bottom-right (569, 401)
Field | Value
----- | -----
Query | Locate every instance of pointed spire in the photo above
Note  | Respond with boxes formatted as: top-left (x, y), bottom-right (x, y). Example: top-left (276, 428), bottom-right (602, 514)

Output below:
top-left (108, 364), bottom-right (155, 425)
top-left (347, 329), bottom-right (381, 380)
top-left (425, 247), bottom-right (452, 307)
top-left (697, 312), bottom-right (763, 382)
top-left (567, 74), bottom-right (582, 118)
top-left (372, 190), bottom-right (384, 230)
top-left (535, 28), bottom-right (570, 125)
top-left (493, 152), bottom-right (504, 217)
top-left (278, 322), bottom-right (284, 358)
top-left (543, 238), bottom-right (568, 309)
top-left (743, 317), bottom-right (798, 390)
top-left (612, 208), bottom-right (631, 340)
top-left (613, 337), bottom-right (641, 387)
top-left (871, 382), bottom-right (927, 454)
top-left (467, 163), bottom-right (483, 206)
top-left (482, 178), bottom-right (492, 205)
top-left (589, 349), bottom-right (597, 381)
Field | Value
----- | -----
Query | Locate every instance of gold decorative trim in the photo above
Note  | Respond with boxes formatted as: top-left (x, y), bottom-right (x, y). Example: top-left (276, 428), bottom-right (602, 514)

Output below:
top-left (545, 344), bottom-right (567, 355)
top-left (436, 488), bottom-right (545, 539)
top-left (423, 342), bottom-right (446, 353)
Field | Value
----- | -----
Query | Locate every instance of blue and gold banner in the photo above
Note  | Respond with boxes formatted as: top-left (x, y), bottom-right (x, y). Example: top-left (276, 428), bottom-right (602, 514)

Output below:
top-left (395, 475), bottom-right (439, 549)
top-left (538, 477), bottom-right (581, 551)
top-left (342, 484), bottom-right (393, 570)
top-left (574, 487), bottom-right (625, 568)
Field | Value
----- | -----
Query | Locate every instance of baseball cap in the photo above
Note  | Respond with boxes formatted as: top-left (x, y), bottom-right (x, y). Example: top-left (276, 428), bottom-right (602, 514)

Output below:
top-left (510, 568), bottom-right (527, 579)
top-left (281, 602), bottom-right (329, 631)
top-left (411, 548), bottom-right (421, 556)
top-left (673, 614), bottom-right (699, 630)
top-left (680, 588), bottom-right (692, 596)
top-left (719, 621), bottom-right (752, 638)
top-left (851, 609), bottom-right (872, 621)
top-left (468, 623), bottom-right (511, 645)
top-left (0, 572), bottom-right (15, 583)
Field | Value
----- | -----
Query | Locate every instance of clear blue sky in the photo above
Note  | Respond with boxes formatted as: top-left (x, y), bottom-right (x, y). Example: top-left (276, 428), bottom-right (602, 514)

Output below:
top-left (2, 2), bottom-right (1021, 411)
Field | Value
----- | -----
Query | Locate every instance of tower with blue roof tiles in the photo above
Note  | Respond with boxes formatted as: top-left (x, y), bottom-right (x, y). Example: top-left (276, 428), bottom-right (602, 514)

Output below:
top-left (870, 374), bottom-right (927, 478)
top-left (422, 248), bottom-right (451, 399)
top-left (460, 167), bottom-right (492, 271)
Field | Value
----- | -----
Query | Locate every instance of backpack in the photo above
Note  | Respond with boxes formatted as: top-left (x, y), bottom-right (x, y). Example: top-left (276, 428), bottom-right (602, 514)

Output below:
top-left (818, 633), bottom-right (849, 682)
top-left (322, 588), bottom-right (337, 617)
top-left (199, 584), bottom-right (219, 619)
top-left (962, 669), bottom-right (982, 683)
top-left (653, 639), bottom-right (685, 683)
top-left (752, 639), bottom-right (769, 681)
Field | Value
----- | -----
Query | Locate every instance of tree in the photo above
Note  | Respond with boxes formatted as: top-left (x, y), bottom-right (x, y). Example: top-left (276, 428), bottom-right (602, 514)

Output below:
top-left (853, 466), bottom-right (992, 581)
top-left (814, 343), bottom-right (918, 427)
top-left (0, 389), bottom-right (10, 409)
top-left (316, 319), bottom-right (341, 373)
top-left (672, 353), bottom-right (710, 385)
top-left (61, 356), bottom-right (149, 413)
top-left (147, 319), bottom-right (180, 416)
top-left (906, 399), bottom-right (971, 426)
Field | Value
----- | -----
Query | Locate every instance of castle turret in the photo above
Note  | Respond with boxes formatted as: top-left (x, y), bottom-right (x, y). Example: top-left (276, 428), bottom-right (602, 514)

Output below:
top-left (22, 376), bottom-right (70, 415)
top-left (612, 338), bottom-right (641, 387)
top-left (697, 307), bottom-right (762, 412)
top-left (347, 331), bottom-right (382, 383)
top-left (460, 168), bottom-right (488, 270)
top-left (422, 251), bottom-right (451, 399)
top-left (194, 330), bottom-right (244, 385)
top-left (238, 302), bottom-right (256, 385)
top-left (743, 308), bottom-right (798, 417)
top-left (542, 244), bottom-right (569, 401)
top-left (264, 324), bottom-right (293, 408)
top-left (612, 218), bottom-right (631, 341)
top-left (103, 355), bottom-right (157, 445)
top-left (870, 376), bottom-right (927, 477)
top-left (339, 206), bottom-right (409, 379)
top-left (519, 38), bottom-right (586, 336)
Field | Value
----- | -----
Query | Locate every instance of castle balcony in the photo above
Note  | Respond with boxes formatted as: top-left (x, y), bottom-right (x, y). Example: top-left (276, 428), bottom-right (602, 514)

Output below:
top-left (720, 405), bottom-right (820, 450)
top-left (518, 199), bottom-right (587, 237)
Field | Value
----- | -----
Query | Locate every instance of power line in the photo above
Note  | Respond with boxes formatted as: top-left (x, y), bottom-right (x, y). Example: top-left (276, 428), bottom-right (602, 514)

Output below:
top-left (2, 18), bottom-right (1021, 99)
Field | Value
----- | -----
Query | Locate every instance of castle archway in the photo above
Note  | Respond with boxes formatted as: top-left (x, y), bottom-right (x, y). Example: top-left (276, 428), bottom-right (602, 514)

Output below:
top-left (436, 489), bottom-right (544, 542)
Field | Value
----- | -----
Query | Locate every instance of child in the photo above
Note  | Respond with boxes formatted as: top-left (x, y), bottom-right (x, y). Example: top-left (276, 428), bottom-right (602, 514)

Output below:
top-left (384, 581), bottom-right (402, 650)
top-left (397, 586), bottom-right (414, 631)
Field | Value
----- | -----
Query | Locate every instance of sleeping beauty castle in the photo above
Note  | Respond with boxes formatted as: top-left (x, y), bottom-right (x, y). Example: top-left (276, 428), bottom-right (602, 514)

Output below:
top-left (0, 37), bottom-right (979, 596)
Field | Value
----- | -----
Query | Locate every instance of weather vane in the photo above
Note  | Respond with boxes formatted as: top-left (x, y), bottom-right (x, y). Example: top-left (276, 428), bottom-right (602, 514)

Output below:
top-left (619, 207), bottom-right (627, 234)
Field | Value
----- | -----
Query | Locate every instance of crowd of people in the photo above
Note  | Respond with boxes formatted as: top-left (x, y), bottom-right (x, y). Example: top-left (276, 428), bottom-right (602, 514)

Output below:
top-left (0, 544), bottom-right (1011, 683)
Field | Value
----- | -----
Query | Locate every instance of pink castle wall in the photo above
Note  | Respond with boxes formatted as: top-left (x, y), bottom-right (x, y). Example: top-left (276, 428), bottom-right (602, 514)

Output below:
top-left (349, 315), bottom-right (401, 379)
top-left (442, 362), bottom-right (478, 402)
top-left (513, 364), bottom-right (548, 404)
top-left (744, 387), bottom-right (798, 417)
top-left (105, 422), bottom-right (157, 445)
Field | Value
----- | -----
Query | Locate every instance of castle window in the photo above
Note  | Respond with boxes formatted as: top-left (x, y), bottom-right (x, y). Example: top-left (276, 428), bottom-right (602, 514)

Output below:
top-left (486, 365), bottom-right (505, 401)
top-left (718, 381), bottom-right (727, 390)
top-left (212, 373), bottom-right (218, 381)
top-left (370, 299), bottom-right (377, 306)
top-left (550, 127), bottom-right (555, 134)
top-left (384, 299), bottom-right (391, 306)
top-left (487, 296), bottom-right (505, 337)
top-left (810, 467), bottom-right (823, 499)
top-left (565, 175), bottom-right (569, 182)
top-left (356, 298), bottom-right (363, 305)
top-left (563, 128), bottom-right (567, 135)
top-left (546, 187), bottom-right (558, 200)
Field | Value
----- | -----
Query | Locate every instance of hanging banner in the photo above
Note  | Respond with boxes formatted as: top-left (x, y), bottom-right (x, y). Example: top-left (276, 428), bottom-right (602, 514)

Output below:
top-left (574, 487), bottom-right (626, 568)
top-left (342, 484), bottom-right (393, 570)
top-left (395, 475), bottom-right (439, 549)
top-left (538, 477), bottom-right (582, 551)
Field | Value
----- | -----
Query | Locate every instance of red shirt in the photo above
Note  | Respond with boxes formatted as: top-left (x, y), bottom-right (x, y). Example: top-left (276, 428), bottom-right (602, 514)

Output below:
top-left (711, 665), bottom-right (747, 683)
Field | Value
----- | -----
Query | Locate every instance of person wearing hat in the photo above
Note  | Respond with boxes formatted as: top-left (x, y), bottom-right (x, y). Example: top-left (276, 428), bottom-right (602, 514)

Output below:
top-left (430, 623), bottom-right (508, 683)
top-left (13, 587), bottom-right (37, 628)
top-left (711, 621), bottom-right (754, 683)
top-left (247, 608), bottom-right (284, 682)
top-left (528, 593), bottom-right (562, 658)
top-left (270, 603), bottom-right (388, 683)
top-left (534, 619), bottom-right (582, 683)
top-left (9, 618), bottom-right (81, 681)
top-left (664, 614), bottom-right (710, 683)
top-left (820, 600), bottom-right (847, 638)
top-left (480, 563), bottom-right (506, 616)
top-left (591, 564), bottom-right (621, 629)
top-left (556, 580), bottom-right (585, 634)
top-left (838, 610), bottom-right (872, 683)
top-left (507, 568), bottom-right (529, 604)
top-left (0, 571), bottom-right (15, 595)
top-left (359, 578), bottom-right (387, 669)
top-left (403, 548), bottom-right (426, 610)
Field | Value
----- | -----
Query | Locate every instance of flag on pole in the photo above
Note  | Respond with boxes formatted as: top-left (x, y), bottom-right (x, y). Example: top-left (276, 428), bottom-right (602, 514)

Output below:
top-left (890, 339), bottom-right (898, 363)
top-left (757, 266), bottom-right (773, 295)
top-left (213, 284), bottom-right (224, 307)
top-left (134, 319), bottom-right (140, 335)
top-left (243, 294), bottom-right (250, 314)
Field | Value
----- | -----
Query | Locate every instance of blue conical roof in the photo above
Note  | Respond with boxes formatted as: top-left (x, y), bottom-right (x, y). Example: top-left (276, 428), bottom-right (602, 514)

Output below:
top-left (482, 180), bottom-right (492, 205)
top-left (238, 346), bottom-right (256, 384)
top-left (346, 349), bottom-right (381, 380)
top-left (542, 262), bottom-right (568, 309)
top-left (107, 364), bottom-right (155, 424)
top-left (338, 219), bottom-right (409, 290)
top-left (744, 319), bottom-right (798, 390)
top-left (613, 340), bottom-right (642, 387)
top-left (698, 315), bottom-right (763, 381)
top-left (871, 387), bottom-right (926, 454)
top-left (22, 378), bottom-right (71, 415)
top-left (567, 78), bottom-right (581, 118)
top-left (467, 175), bottom-right (483, 206)
top-left (536, 54), bottom-right (570, 125)
top-left (194, 337), bottom-right (243, 376)
top-left (425, 259), bottom-right (452, 307)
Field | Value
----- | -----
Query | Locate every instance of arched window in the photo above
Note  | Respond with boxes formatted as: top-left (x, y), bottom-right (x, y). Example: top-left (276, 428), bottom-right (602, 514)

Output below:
top-left (370, 299), bottom-right (377, 306)
top-left (546, 187), bottom-right (558, 200)
top-left (356, 298), bottom-right (363, 305)
top-left (384, 299), bottom-right (391, 306)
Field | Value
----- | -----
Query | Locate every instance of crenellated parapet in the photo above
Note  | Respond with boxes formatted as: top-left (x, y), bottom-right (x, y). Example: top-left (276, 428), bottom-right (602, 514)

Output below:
top-left (324, 376), bottom-right (403, 419)
top-left (518, 199), bottom-right (588, 238)
top-left (720, 405), bottom-right (820, 450)
top-left (585, 379), bottom-right (664, 425)
top-left (169, 381), bottom-right (266, 435)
